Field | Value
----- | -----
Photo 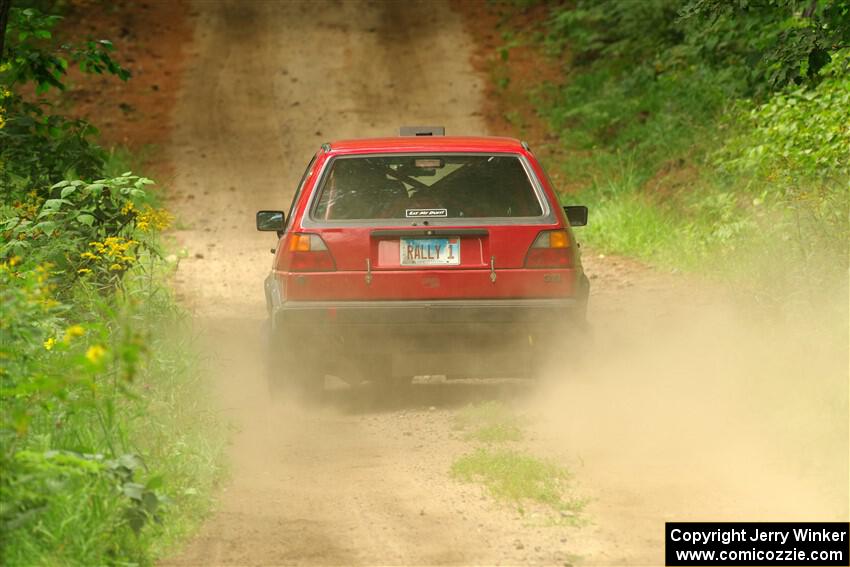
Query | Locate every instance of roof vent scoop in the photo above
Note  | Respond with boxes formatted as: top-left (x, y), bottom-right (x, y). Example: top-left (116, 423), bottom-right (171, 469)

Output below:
top-left (399, 126), bottom-right (445, 136)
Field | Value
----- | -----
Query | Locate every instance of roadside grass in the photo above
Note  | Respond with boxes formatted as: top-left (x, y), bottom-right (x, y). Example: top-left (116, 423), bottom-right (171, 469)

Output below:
top-left (1, 155), bottom-right (227, 565)
top-left (451, 448), bottom-right (584, 520)
top-left (566, 156), bottom-right (850, 315)
top-left (0, 246), bottom-right (228, 566)
top-left (127, 294), bottom-right (229, 560)
top-left (450, 402), bottom-right (584, 521)
top-left (546, 72), bottom-right (850, 334)
top-left (539, 64), bottom-right (759, 276)
top-left (2, 6), bottom-right (227, 563)
top-left (452, 401), bottom-right (524, 443)
top-left (84, 166), bottom-right (229, 561)
top-left (470, 423), bottom-right (524, 444)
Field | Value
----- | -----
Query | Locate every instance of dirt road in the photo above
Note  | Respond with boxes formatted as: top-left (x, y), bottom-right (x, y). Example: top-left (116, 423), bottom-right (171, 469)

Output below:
top-left (162, 2), bottom-right (848, 565)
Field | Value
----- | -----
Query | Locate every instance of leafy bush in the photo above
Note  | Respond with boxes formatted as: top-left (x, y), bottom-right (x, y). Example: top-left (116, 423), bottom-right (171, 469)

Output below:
top-left (504, 0), bottom-right (850, 303)
top-left (549, 0), bottom-right (850, 95)
top-left (1, 4), bottom-right (128, 186)
top-left (1, 5), bottom-right (225, 565)
top-left (1, 251), bottom-right (226, 565)
top-left (720, 49), bottom-right (850, 181)
top-left (1, 174), bottom-right (171, 293)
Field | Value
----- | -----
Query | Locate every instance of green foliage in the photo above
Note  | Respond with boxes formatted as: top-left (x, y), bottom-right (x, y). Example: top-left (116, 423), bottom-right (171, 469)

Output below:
top-left (0, 5), bottom-right (224, 565)
top-left (452, 448), bottom-right (583, 516)
top-left (1, 5), bottom-right (130, 185)
top-left (548, 0), bottom-right (685, 66)
top-left (509, 0), bottom-right (850, 303)
top-left (546, 62), bottom-right (732, 168)
top-left (0, 242), bottom-right (226, 566)
top-left (549, 0), bottom-right (850, 95)
top-left (468, 422), bottom-right (524, 443)
top-left (451, 403), bottom-right (583, 519)
top-left (2, 7), bottom-right (130, 93)
top-left (452, 401), bottom-right (524, 442)
top-left (1, 174), bottom-right (168, 292)
top-left (0, 95), bottom-right (105, 185)
top-left (2, 451), bottom-right (167, 564)
top-left (680, 0), bottom-right (850, 91)
top-left (720, 49), bottom-right (850, 180)
top-left (540, 0), bottom-right (850, 176)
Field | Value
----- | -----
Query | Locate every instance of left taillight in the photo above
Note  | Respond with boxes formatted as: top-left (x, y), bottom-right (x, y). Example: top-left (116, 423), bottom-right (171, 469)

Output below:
top-left (524, 229), bottom-right (573, 268)
top-left (280, 233), bottom-right (336, 272)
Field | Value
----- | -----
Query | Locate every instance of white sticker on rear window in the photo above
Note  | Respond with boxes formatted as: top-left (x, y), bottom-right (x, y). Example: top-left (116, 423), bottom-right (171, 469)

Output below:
top-left (406, 208), bottom-right (448, 218)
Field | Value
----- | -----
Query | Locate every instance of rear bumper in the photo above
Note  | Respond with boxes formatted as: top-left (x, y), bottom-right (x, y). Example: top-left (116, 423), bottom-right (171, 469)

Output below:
top-left (272, 298), bottom-right (585, 328)
top-left (271, 298), bottom-right (587, 377)
top-left (272, 297), bottom-right (587, 352)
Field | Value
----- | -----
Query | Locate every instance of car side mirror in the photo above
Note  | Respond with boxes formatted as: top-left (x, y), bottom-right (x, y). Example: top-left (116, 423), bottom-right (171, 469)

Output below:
top-left (257, 210), bottom-right (285, 233)
top-left (563, 205), bottom-right (588, 227)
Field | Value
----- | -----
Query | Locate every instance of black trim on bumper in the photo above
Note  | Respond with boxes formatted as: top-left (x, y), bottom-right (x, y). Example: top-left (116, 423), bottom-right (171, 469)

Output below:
top-left (273, 298), bottom-right (582, 327)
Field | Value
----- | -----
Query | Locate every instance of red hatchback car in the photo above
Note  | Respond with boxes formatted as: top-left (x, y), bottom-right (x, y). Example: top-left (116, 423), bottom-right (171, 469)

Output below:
top-left (257, 129), bottom-right (589, 394)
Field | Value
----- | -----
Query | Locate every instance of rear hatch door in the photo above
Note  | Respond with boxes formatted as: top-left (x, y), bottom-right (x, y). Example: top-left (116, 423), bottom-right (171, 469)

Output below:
top-left (288, 153), bottom-right (569, 300)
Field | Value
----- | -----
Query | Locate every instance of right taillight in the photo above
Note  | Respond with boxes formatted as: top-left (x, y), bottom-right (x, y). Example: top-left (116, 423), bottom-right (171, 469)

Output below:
top-left (524, 229), bottom-right (573, 268)
top-left (281, 233), bottom-right (336, 272)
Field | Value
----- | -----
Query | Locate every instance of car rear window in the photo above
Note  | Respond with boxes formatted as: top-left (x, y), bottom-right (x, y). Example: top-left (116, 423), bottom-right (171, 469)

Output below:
top-left (312, 155), bottom-right (543, 220)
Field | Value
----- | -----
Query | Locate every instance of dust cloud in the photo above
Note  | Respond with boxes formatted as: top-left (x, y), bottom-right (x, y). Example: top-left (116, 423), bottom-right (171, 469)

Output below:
top-left (529, 263), bottom-right (849, 563)
top-left (173, 265), bottom-right (848, 566)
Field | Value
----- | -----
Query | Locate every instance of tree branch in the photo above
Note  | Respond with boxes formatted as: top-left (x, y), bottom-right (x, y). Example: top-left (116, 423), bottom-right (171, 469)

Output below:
top-left (0, 0), bottom-right (11, 60)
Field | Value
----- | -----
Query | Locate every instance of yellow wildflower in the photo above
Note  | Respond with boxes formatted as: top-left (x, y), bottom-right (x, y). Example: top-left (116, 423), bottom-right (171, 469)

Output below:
top-left (34, 264), bottom-right (51, 283)
top-left (80, 251), bottom-right (98, 260)
top-left (9, 255), bottom-right (20, 266)
top-left (85, 344), bottom-right (106, 365)
top-left (136, 206), bottom-right (173, 232)
top-left (63, 325), bottom-right (86, 342)
top-left (67, 325), bottom-right (85, 337)
top-left (43, 337), bottom-right (56, 351)
top-left (109, 263), bottom-right (122, 271)
top-left (77, 268), bottom-right (92, 274)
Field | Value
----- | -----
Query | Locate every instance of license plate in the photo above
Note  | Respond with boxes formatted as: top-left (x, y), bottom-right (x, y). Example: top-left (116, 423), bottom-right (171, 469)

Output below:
top-left (400, 238), bottom-right (460, 266)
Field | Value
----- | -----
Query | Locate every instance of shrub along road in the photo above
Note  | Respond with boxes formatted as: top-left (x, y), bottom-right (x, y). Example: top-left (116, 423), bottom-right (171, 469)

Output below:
top-left (161, 1), bottom-right (848, 565)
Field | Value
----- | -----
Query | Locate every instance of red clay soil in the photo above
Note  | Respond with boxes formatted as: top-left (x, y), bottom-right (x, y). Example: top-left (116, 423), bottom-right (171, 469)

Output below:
top-left (51, 0), bottom-right (193, 178)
